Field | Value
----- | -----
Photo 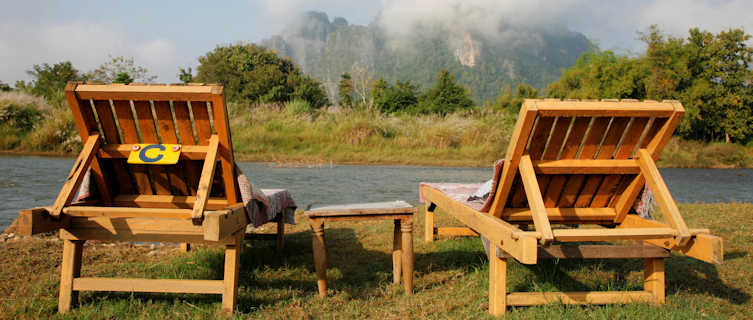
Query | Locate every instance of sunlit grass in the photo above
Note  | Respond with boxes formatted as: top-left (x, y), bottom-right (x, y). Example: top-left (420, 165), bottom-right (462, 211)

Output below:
top-left (1, 202), bottom-right (751, 318)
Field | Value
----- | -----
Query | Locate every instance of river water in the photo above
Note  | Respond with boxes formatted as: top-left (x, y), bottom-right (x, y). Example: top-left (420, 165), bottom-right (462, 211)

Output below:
top-left (1, 155), bottom-right (751, 229)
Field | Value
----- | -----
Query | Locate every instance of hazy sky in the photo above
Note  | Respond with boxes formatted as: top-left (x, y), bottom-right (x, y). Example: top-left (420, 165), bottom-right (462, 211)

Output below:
top-left (1, 0), bottom-right (750, 84)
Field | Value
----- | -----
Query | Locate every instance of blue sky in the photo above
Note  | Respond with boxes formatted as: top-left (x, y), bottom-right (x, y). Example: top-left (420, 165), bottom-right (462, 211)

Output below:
top-left (1, 0), bottom-right (750, 84)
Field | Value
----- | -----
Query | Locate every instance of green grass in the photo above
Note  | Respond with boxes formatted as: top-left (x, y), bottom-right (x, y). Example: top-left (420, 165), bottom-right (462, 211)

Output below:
top-left (1, 202), bottom-right (751, 319)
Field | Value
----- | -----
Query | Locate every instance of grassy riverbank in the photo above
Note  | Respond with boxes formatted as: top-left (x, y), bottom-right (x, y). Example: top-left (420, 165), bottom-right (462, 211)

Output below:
top-left (1, 202), bottom-right (751, 318)
top-left (2, 92), bottom-right (752, 167)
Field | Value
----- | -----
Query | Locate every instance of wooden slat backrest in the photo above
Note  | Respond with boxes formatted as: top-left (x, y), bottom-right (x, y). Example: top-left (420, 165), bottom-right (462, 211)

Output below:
top-left (64, 82), bottom-right (239, 206)
top-left (488, 99), bottom-right (684, 222)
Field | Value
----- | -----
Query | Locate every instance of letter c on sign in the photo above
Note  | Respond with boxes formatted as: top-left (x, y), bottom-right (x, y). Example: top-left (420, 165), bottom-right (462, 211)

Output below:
top-left (139, 144), bottom-right (165, 163)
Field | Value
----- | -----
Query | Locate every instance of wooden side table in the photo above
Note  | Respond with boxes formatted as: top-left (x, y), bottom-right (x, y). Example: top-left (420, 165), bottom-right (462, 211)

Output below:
top-left (305, 201), bottom-right (417, 296)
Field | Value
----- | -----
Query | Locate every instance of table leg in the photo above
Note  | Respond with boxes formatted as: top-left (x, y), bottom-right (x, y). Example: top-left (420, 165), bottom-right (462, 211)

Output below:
top-left (311, 219), bottom-right (327, 297)
top-left (393, 219), bottom-right (402, 284)
top-left (401, 218), bottom-right (414, 294)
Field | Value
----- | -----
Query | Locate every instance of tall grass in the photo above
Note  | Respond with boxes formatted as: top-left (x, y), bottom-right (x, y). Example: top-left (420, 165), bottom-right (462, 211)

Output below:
top-left (229, 103), bottom-right (516, 166)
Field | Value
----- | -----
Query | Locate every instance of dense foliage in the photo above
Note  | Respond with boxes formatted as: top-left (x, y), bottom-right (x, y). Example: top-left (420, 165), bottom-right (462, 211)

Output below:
top-left (547, 26), bottom-right (753, 144)
top-left (87, 56), bottom-right (156, 84)
top-left (17, 61), bottom-right (83, 106)
top-left (194, 43), bottom-right (329, 108)
top-left (416, 70), bottom-right (474, 114)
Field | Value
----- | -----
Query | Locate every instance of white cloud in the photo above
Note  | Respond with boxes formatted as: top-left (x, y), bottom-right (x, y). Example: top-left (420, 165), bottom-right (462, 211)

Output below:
top-left (376, 0), bottom-right (753, 52)
top-left (0, 20), bottom-right (178, 84)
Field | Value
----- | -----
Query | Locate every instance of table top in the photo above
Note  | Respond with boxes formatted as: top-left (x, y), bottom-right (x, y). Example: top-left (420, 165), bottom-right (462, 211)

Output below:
top-left (305, 200), bottom-right (416, 218)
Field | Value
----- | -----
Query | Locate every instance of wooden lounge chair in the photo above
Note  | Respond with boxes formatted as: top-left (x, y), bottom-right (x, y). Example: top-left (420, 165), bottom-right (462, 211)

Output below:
top-left (420, 99), bottom-right (723, 315)
top-left (16, 82), bottom-right (252, 314)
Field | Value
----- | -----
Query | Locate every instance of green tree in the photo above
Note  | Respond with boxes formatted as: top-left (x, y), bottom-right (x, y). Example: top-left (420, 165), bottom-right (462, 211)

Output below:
top-left (0, 81), bottom-right (10, 92)
top-left (87, 56), bottom-right (156, 83)
top-left (195, 43), bottom-right (329, 108)
top-left (547, 26), bottom-right (753, 143)
top-left (338, 73), bottom-right (354, 107)
top-left (497, 83), bottom-right (539, 112)
top-left (416, 70), bottom-right (474, 114)
top-left (373, 80), bottom-right (419, 114)
top-left (112, 72), bottom-right (134, 84)
top-left (178, 67), bottom-right (194, 84)
top-left (25, 61), bottom-right (83, 103)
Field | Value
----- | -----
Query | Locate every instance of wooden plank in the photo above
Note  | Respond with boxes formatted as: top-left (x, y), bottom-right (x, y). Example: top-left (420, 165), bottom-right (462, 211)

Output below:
top-left (519, 155), bottom-right (553, 245)
top-left (305, 201), bottom-right (416, 217)
top-left (506, 291), bottom-right (655, 306)
top-left (172, 101), bottom-right (200, 194)
top-left (60, 216), bottom-right (238, 244)
top-left (17, 207), bottom-right (69, 236)
top-left (112, 100), bottom-right (153, 195)
top-left (637, 149), bottom-right (691, 246)
top-left (154, 101), bottom-right (190, 195)
top-left (93, 100), bottom-right (135, 195)
top-left (133, 101), bottom-right (170, 195)
top-left (552, 228), bottom-right (676, 242)
top-left (497, 245), bottom-right (670, 259)
top-left (436, 227), bottom-right (479, 237)
top-left (72, 277), bottom-right (223, 294)
top-left (573, 117), bottom-right (611, 207)
top-left (425, 206), bottom-right (435, 243)
top-left (222, 232), bottom-right (242, 314)
top-left (64, 84), bottom-right (112, 203)
top-left (489, 102), bottom-right (538, 217)
top-left (618, 215), bottom-right (723, 264)
top-left (191, 101), bottom-right (212, 145)
top-left (421, 184), bottom-right (538, 264)
top-left (211, 94), bottom-right (240, 204)
top-left (596, 117), bottom-right (650, 209)
top-left (534, 99), bottom-right (675, 117)
top-left (74, 85), bottom-right (216, 101)
top-left (488, 252), bottom-right (507, 316)
top-left (192, 135), bottom-right (219, 220)
top-left (58, 239), bottom-right (84, 313)
top-left (50, 134), bottom-right (101, 216)
top-left (644, 258), bottom-right (665, 303)
top-left (614, 110), bottom-right (678, 222)
top-left (547, 117), bottom-right (590, 207)
top-left (203, 204), bottom-right (248, 241)
top-left (503, 207), bottom-right (616, 222)
top-left (98, 144), bottom-right (208, 159)
top-left (508, 116), bottom-right (554, 212)
top-left (113, 194), bottom-right (229, 210)
top-left (63, 206), bottom-right (192, 218)
top-left (533, 160), bottom-right (639, 174)
top-left (540, 117), bottom-right (572, 206)
top-left (590, 117), bottom-right (630, 207)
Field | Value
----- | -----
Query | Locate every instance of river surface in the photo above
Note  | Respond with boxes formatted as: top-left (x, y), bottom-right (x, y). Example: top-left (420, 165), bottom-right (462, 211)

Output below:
top-left (1, 155), bottom-right (751, 229)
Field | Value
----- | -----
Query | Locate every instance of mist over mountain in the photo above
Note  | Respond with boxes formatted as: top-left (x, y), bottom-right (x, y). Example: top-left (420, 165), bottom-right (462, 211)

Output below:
top-left (261, 11), bottom-right (591, 103)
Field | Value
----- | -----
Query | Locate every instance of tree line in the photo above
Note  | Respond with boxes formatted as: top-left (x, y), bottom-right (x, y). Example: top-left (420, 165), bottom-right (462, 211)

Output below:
top-left (5, 26), bottom-right (751, 144)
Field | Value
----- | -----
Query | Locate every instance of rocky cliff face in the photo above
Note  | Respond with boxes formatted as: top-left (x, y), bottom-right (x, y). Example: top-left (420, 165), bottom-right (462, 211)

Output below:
top-left (261, 11), bottom-right (590, 103)
top-left (453, 33), bottom-right (480, 67)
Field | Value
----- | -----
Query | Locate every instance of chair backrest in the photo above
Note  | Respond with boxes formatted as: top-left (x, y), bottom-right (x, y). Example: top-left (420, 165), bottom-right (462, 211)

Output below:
top-left (487, 99), bottom-right (684, 222)
top-left (64, 82), bottom-right (239, 207)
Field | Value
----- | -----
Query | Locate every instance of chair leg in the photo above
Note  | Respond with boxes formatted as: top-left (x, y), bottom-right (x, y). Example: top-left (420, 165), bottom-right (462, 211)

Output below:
top-left (644, 258), bottom-right (665, 303)
top-left (311, 220), bottom-right (327, 297)
top-left (489, 250), bottom-right (507, 316)
top-left (59, 239), bottom-right (84, 314)
top-left (393, 219), bottom-right (402, 284)
top-left (221, 233), bottom-right (242, 315)
top-left (401, 219), bottom-right (414, 295)
top-left (425, 203), bottom-right (435, 243)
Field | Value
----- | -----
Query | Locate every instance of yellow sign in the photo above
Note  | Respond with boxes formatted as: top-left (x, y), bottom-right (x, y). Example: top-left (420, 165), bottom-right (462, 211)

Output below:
top-left (127, 144), bottom-right (181, 165)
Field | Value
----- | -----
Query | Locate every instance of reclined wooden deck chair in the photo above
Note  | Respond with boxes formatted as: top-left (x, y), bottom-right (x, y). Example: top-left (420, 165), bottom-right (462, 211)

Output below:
top-left (420, 99), bottom-right (723, 315)
top-left (16, 83), bottom-right (250, 314)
